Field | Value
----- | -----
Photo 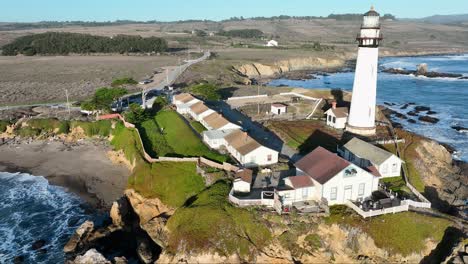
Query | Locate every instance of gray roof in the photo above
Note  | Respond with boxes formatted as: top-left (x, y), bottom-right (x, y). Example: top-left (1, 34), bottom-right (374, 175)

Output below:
top-left (343, 137), bottom-right (396, 165)
top-left (203, 129), bottom-right (237, 140)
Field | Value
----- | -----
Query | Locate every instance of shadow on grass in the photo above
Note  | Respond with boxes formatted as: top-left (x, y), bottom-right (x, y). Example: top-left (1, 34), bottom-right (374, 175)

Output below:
top-left (298, 129), bottom-right (340, 154)
top-left (420, 226), bottom-right (464, 264)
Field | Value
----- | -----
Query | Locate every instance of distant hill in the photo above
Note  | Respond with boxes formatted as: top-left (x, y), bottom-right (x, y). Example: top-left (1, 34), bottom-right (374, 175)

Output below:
top-left (408, 14), bottom-right (468, 24)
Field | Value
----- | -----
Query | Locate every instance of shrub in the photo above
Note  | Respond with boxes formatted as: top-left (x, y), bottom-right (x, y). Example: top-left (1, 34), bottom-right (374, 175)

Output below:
top-left (0, 120), bottom-right (10, 133)
top-left (111, 77), bottom-right (138, 87)
top-left (189, 83), bottom-right (221, 101)
top-left (72, 120), bottom-right (112, 137)
top-left (16, 127), bottom-right (41, 137)
top-left (81, 87), bottom-right (127, 111)
top-left (218, 29), bottom-right (264, 39)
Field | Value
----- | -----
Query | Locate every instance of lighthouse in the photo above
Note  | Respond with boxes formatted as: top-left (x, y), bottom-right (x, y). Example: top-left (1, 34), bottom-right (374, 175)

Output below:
top-left (346, 6), bottom-right (383, 135)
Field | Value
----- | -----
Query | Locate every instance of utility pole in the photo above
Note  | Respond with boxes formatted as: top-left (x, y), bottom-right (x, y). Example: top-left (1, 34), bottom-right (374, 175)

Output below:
top-left (257, 85), bottom-right (260, 115)
top-left (65, 89), bottom-right (71, 116)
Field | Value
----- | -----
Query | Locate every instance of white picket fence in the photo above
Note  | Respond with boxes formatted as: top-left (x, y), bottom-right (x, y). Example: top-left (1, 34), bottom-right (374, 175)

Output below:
top-left (345, 198), bottom-right (431, 218)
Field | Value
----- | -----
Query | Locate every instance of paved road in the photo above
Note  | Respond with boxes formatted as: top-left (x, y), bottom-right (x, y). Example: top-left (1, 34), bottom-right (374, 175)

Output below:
top-left (210, 101), bottom-right (301, 162)
top-left (116, 51), bottom-right (211, 109)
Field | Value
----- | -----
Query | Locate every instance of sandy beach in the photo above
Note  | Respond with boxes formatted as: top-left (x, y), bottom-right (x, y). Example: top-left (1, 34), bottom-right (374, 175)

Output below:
top-left (0, 138), bottom-right (131, 208)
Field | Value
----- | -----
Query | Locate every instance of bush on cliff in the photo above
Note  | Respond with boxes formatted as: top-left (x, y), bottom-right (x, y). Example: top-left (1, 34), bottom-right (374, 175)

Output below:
top-left (15, 118), bottom-right (70, 136)
top-left (166, 181), bottom-right (272, 259)
top-left (71, 120), bottom-right (112, 137)
top-left (0, 120), bottom-right (9, 133)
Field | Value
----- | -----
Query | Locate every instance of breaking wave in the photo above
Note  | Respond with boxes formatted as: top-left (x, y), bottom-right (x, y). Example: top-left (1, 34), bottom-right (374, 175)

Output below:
top-left (0, 172), bottom-right (94, 263)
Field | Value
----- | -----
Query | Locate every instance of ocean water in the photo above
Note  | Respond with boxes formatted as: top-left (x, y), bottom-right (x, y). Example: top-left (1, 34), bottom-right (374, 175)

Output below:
top-left (0, 172), bottom-right (95, 263)
top-left (269, 54), bottom-right (468, 161)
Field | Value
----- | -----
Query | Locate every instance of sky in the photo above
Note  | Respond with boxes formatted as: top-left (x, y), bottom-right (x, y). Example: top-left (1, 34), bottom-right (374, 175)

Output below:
top-left (3, 0), bottom-right (468, 22)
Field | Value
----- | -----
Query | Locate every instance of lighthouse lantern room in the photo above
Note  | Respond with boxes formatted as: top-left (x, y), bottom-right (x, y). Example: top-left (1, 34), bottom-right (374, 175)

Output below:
top-left (346, 6), bottom-right (383, 135)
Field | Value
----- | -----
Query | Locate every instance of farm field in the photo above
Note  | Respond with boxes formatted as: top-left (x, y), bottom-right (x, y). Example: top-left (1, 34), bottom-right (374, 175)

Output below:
top-left (0, 55), bottom-right (180, 106)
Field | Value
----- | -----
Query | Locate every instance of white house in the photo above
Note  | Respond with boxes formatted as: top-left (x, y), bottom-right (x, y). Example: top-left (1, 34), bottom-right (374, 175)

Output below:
top-left (325, 101), bottom-right (348, 129)
top-left (266, 40), bottom-right (279, 47)
top-left (271, 103), bottom-right (287, 115)
top-left (294, 147), bottom-right (380, 205)
top-left (188, 101), bottom-right (215, 121)
top-left (173, 93), bottom-right (200, 114)
top-left (233, 169), bottom-right (253, 193)
top-left (201, 112), bottom-right (241, 131)
top-left (224, 130), bottom-right (278, 167)
top-left (202, 129), bottom-right (237, 149)
top-left (340, 137), bottom-right (403, 178)
top-left (276, 175), bottom-right (315, 206)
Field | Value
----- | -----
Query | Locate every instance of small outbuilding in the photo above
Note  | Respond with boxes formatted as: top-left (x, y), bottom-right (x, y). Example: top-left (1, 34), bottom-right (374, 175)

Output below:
top-left (271, 103), bottom-right (287, 115)
top-left (325, 101), bottom-right (348, 129)
top-left (233, 169), bottom-right (253, 193)
top-left (266, 40), bottom-right (279, 47)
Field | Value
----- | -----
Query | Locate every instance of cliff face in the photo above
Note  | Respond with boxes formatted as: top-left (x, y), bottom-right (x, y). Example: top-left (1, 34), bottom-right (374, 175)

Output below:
top-left (412, 138), bottom-right (468, 217)
top-left (235, 57), bottom-right (347, 78)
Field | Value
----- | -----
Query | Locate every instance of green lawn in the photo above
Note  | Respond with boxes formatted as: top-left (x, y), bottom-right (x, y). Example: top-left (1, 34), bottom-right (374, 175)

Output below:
top-left (154, 110), bottom-right (228, 162)
top-left (380, 176), bottom-right (412, 197)
top-left (166, 181), bottom-right (271, 259)
top-left (138, 119), bottom-right (173, 157)
top-left (326, 206), bottom-right (452, 256)
top-left (190, 120), bottom-right (207, 134)
top-left (128, 161), bottom-right (205, 207)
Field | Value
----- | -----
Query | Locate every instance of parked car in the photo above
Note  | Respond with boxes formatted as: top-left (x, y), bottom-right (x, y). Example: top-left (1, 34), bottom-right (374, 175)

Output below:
top-left (139, 79), bottom-right (153, 85)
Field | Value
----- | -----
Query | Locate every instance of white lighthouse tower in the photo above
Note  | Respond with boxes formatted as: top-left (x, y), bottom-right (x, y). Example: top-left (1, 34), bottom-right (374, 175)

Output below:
top-left (346, 6), bottom-right (383, 135)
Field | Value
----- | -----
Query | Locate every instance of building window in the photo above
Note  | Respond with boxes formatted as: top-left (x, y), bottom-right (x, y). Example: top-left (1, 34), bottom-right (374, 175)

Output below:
top-left (267, 154), bottom-right (272, 161)
top-left (382, 164), bottom-right (388, 174)
top-left (330, 187), bottom-right (337, 200)
top-left (358, 183), bottom-right (365, 196)
top-left (328, 115), bottom-right (332, 122)
top-left (332, 117), bottom-right (336, 123)
top-left (392, 163), bottom-right (398, 173)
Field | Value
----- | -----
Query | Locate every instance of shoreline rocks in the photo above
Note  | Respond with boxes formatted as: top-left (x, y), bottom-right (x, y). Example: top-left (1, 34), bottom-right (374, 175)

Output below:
top-left (382, 67), bottom-right (463, 79)
top-left (419, 115), bottom-right (440, 124)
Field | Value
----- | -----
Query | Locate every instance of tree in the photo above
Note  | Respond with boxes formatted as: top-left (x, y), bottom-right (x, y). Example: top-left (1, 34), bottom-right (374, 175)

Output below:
top-left (194, 30), bottom-right (207, 37)
top-left (124, 103), bottom-right (149, 124)
top-left (80, 87), bottom-right (127, 111)
top-left (152, 96), bottom-right (168, 113)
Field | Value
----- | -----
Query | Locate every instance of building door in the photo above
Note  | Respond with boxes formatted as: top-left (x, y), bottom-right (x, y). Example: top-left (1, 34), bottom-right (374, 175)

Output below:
top-left (344, 185), bottom-right (352, 201)
top-left (278, 109), bottom-right (281, 115)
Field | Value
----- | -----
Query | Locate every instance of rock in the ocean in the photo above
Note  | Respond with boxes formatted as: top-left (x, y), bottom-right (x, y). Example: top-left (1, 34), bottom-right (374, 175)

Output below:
top-left (64, 220), bottom-right (94, 253)
top-left (427, 110), bottom-right (437, 115)
top-left (136, 236), bottom-right (156, 264)
top-left (13, 256), bottom-right (24, 264)
top-left (417, 63), bottom-right (428, 75)
top-left (400, 103), bottom-right (409, 109)
top-left (394, 112), bottom-right (408, 119)
top-left (451, 126), bottom-right (468, 133)
top-left (32, 239), bottom-right (46, 250)
top-left (114, 256), bottom-right (128, 264)
top-left (415, 106), bottom-right (431, 112)
top-left (419, 116), bottom-right (439, 124)
top-left (71, 249), bottom-right (110, 264)
top-left (407, 111), bottom-right (418, 116)
top-left (408, 119), bottom-right (416, 124)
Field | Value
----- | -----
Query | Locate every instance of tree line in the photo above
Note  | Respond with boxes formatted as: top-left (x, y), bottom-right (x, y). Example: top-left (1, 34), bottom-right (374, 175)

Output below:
top-left (1, 32), bottom-right (168, 56)
top-left (217, 29), bottom-right (264, 39)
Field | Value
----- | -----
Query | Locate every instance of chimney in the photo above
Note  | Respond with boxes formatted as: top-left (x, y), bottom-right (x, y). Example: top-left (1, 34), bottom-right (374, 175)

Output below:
top-left (331, 101), bottom-right (337, 109)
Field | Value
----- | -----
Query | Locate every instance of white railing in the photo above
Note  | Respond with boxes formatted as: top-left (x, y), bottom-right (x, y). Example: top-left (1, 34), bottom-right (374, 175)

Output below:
top-left (279, 92), bottom-right (320, 101)
top-left (402, 199), bottom-right (431, 209)
top-left (345, 200), bottom-right (410, 218)
top-left (226, 94), bottom-right (268, 101)
top-left (228, 189), bottom-right (274, 207)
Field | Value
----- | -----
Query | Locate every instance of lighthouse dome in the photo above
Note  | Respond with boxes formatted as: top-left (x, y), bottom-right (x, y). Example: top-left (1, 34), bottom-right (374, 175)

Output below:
top-left (364, 6), bottom-right (380, 17)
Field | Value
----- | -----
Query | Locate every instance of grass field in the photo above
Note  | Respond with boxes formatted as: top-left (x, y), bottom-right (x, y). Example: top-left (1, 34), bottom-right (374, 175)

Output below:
top-left (138, 110), bottom-right (229, 163)
top-left (128, 161), bottom-right (205, 207)
top-left (190, 120), bottom-right (207, 134)
top-left (166, 181), bottom-right (271, 258)
top-left (266, 119), bottom-right (342, 154)
top-left (326, 206), bottom-right (452, 256)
